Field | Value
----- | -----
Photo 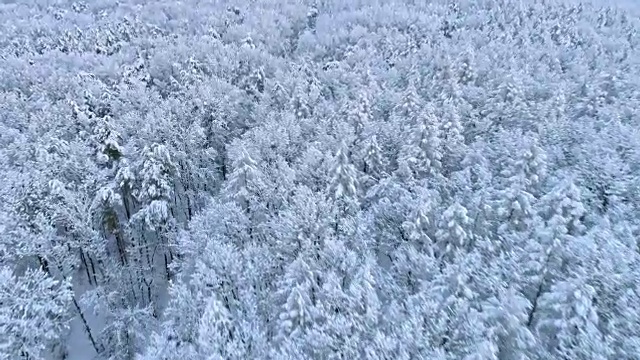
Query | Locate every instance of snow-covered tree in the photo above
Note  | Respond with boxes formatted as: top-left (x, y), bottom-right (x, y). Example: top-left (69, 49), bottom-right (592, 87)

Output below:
top-left (328, 141), bottom-right (360, 216)
top-left (224, 148), bottom-right (261, 213)
top-left (0, 267), bottom-right (72, 359)
top-left (535, 278), bottom-right (612, 359)
top-left (361, 135), bottom-right (386, 184)
top-left (436, 202), bottom-right (471, 259)
top-left (476, 288), bottom-right (537, 360)
top-left (196, 296), bottom-right (245, 360)
top-left (397, 107), bottom-right (443, 182)
top-left (133, 143), bottom-right (177, 231)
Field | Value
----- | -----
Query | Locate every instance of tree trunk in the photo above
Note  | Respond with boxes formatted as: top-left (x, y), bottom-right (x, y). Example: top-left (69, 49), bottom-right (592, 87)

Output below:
top-left (72, 296), bottom-right (101, 355)
top-left (79, 251), bottom-right (92, 286)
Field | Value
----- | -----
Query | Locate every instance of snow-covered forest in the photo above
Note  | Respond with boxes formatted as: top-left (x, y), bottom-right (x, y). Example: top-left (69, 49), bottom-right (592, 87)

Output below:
top-left (1, 0), bottom-right (640, 358)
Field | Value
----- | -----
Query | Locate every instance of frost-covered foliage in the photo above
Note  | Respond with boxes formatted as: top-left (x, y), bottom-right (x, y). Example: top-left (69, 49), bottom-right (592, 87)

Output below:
top-left (0, 267), bottom-right (72, 359)
top-left (1, 0), bottom-right (640, 359)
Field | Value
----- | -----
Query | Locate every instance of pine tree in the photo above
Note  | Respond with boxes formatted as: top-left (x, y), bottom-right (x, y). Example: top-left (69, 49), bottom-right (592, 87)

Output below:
top-left (393, 80), bottom-right (422, 128)
top-left (403, 202), bottom-right (435, 257)
top-left (519, 138), bottom-right (547, 197)
top-left (85, 287), bottom-right (154, 360)
top-left (435, 203), bottom-right (471, 259)
top-left (141, 201), bottom-right (253, 360)
top-left (92, 116), bottom-right (124, 168)
top-left (476, 288), bottom-right (537, 360)
top-left (583, 219), bottom-right (640, 358)
top-left (128, 143), bottom-right (179, 310)
top-left (521, 177), bottom-right (588, 335)
top-left (137, 283), bottom-right (198, 360)
top-left (538, 178), bottom-right (587, 239)
top-left (224, 148), bottom-right (261, 214)
top-left (320, 251), bottom-right (383, 359)
top-left (344, 94), bottom-right (371, 143)
top-left (197, 296), bottom-right (245, 360)
top-left (496, 175), bottom-right (536, 235)
top-left (275, 258), bottom-right (317, 343)
top-left (291, 81), bottom-right (312, 120)
top-left (89, 116), bottom-right (130, 281)
top-left (133, 143), bottom-right (177, 231)
top-left (361, 135), bottom-right (386, 187)
top-left (450, 141), bottom-right (495, 254)
top-left (391, 241), bottom-right (433, 295)
top-left (439, 98), bottom-right (466, 174)
top-left (0, 267), bottom-right (72, 359)
top-left (397, 107), bottom-right (443, 182)
top-left (137, 327), bottom-right (197, 360)
top-left (328, 141), bottom-right (360, 216)
top-left (496, 136), bottom-right (547, 235)
top-left (412, 251), bottom-right (487, 359)
top-left (535, 277), bottom-right (612, 359)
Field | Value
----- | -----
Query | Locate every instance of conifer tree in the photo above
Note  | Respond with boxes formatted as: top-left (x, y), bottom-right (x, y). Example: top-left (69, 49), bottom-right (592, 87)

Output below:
top-left (134, 143), bottom-right (177, 231)
top-left (224, 149), bottom-right (261, 214)
top-left (535, 278), bottom-right (612, 359)
top-left (361, 135), bottom-right (386, 187)
top-left (328, 141), bottom-right (360, 216)
top-left (436, 203), bottom-right (471, 259)
top-left (397, 107), bottom-right (443, 182)
top-left (393, 80), bottom-right (423, 129)
top-left (0, 267), bottom-right (72, 359)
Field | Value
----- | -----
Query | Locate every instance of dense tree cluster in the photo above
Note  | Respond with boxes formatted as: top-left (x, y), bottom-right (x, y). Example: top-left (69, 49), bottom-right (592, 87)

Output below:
top-left (1, 0), bottom-right (640, 359)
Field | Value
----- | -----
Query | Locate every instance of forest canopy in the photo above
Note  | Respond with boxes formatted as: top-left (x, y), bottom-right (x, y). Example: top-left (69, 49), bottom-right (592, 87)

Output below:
top-left (1, 0), bottom-right (640, 359)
